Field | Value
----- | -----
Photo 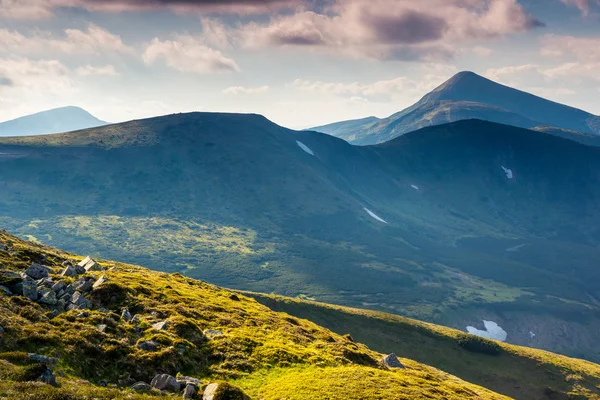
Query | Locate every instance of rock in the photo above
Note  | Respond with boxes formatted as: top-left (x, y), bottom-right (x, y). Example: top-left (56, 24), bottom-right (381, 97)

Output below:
top-left (73, 277), bottom-right (93, 293)
top-left (0, 242), bottom-right (6, 252)
top-left (39, 290), bottom-right (58, 306)
top-left (204, 329), bottom-right (223, 338)
top-left (61, 265), bottom-right (77, 277)
top-left (48, 310), bottom-right (60, 319)
top-left (99, 380), bottom-right (107, 387)
top-left (51, 280), bottom-right (67, 293)
top-left (150, 374), bottom-right (180, 393)
top-left (130, 314), bottom-right (140, 324)
top-left (152, 321), bottom-right (167, 331)
top-left (70, 291), bottom-right (92, 310)
top-left (56, 298), bottom-right (67, 312)
top-left (0, 285), bottom-right (12, 296)
top-left (97, 307), bottom-right (109, 313)
top-left (37, 367), bottom-right (57, 386)
top-left (229, 294), bottom-right (240, 301)
top-left (203, 382), bottom-right (249, 400)
top-left (183, 384), bottom-right (197, 399)
top-left (0, 270), bottom-right (22, 287)
top-left (37, 277), bottom-right (54, 288)
top-left (130, 381), bottom-right (152, 393)
top-left (138, 340), bottom-right (160, 351)
top-left (178, 376), bottom-right (201, 389)
top-left (25, 263), bottom-right (49, 280)
top-left (28, 353), bottom-right (58, 365)
top-left (97, 324), bottom-right (108, 333)
top-left (0, 325), bottom-right (4, 333)
top-left (381, 353), bottom-right (405, 369)
top-left (22, 277), bottom-right (38, 301)
top-left (76, 312), bottom-right (89, 318)
top-left (78, 256), bottom-right (103, 272)
top-left (57, 289), bottom-right (65, 298)
top-left (121, 308), bottom-right (132, 321)
top-left (92, 275), bottom-right (109, 289)
top-left (64, 284), bottom-right (75, 295)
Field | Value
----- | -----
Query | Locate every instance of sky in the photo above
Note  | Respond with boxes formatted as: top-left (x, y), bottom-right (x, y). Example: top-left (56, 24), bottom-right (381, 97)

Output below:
top-left (0, 0), bottom-right (599, 129)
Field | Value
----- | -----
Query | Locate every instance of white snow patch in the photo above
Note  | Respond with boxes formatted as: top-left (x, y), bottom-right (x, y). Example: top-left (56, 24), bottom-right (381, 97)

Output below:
top-left (529, 331), bottom-right (536, 338)
top-left (296, 141), bottom-right (314, 156)
top-left (466, 320), bottom-right (507, 342)
top-left (411, 184), bottom-right (419, 191)
top-left (501, 166), bottom-right (513, 179)
top-left (363, 208), bottom-right (388, 224)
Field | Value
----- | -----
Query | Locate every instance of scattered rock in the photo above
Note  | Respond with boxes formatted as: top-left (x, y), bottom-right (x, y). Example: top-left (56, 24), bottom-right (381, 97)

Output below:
top-left (204, 329), bottom-right (223, 338)
top-left (138, 340), bottom-right (160, 351)
top-left (78, 256), bottom-right (103, 272)
top-left (150, 374), bottom-right (180, 393)
top-left (37, 367), bottom-right (57, 386)
top-left (28, 353), bottom-right (58, 366)
top-left (97, 324), bottom-right (108, 333)
top-left (183, 384), bottom-right (197, 399)
top-left (121, 308), bottom-right (132, 321)
top-left (0, 285), bottom-right (12, 296)
top-left (25, 263), bottom-right (49, 280)
top-left (22, 277), bottom-right (38, 301)
top-left (178, 376), bottom-right (201, 389)
top-left (61, 265), bottom-right (77, 277)
top-left (39, 290), bottom-right (58, 306)
top-left (130, 314), bottom-right (140, 324)
top-left (92, 275), bottom-right (109, 289)
top-left (73, 277), bottom-right (93, 293)
top-left (130, 381), bottom-right (152, 393)
top-left (51, 280), bottom-right (67, 293)
top-left (37, 277), bottom-right (54, 289)
top-left (152, 321), bottom-right (167, 331)
top-left (381, 353), bottom-right (405, 369)
top-left (70, 291), bottom-right (92, 310)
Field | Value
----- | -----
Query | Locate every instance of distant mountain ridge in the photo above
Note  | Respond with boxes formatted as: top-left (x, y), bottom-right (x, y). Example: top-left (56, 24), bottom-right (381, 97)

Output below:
top-left (0, 106), bottom-right (107, 137)
top-left (311, 71), bottom-right (600, 146)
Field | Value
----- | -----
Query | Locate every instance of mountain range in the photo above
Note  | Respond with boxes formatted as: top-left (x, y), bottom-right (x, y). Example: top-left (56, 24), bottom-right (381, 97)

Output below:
top-left (311, 71), bottom-right (600, 146)
top-left (2, 111), bottom-right (600, 364)
top-left (0, 106), bottom-right (107, 137)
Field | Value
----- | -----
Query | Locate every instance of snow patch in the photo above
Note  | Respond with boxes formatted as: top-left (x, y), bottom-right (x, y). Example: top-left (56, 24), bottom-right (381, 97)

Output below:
top-left (296, 141), bottom-right (314, 156)
top-left (529, 331), bottom-right (536, 338)
top-left (466, 320), bottom-right (507, 342)
top-left (411, 184), bottom-right (419, 191)
top-left (363, 208), bottom-right (388, 224)
top-left (501, 166), bottom-right (513, 179)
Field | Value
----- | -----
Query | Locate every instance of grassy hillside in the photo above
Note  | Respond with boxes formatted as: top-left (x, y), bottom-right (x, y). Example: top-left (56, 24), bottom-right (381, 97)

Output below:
top-left (247, 292), bottom-right (600, 400)
top-left (0, 229), bottom-right (512, 399)
top-left (1, 113), bottom-right (600, 363)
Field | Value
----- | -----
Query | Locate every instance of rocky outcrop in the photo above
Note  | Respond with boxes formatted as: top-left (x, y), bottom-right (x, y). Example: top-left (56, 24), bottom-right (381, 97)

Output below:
top-left (381, 353), bottom-right (404, 369)
top-left (25, 263), bottom-right (49, 280)
top-left (151, 374), bottom-right (180, 393)
top-left (77, 256), bottom-right (103, 272)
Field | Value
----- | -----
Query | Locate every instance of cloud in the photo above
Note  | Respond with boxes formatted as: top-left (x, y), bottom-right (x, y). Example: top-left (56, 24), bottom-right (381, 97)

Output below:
top-left (235, 0), bottom-right (543, 61)
top-left (0, 0), bottom-right (305, 20)
top-left (0, 77), bottom-right (13, 87)
top-left (0, 24), bottom-right (133, 55)
top-left (472, 46), bottom-right (493, 56)
top-left (76, 64), bottom-right (119, 76)
top-left (223, 85), bottom-right (269, 94)
top-left (0, 58), bottom-right (74, 95)
top-left (143, 36), bottom-right (240, 73)
top-left (560, 0), bottom-right (600, 16)
top-left (540, 34), bottom-right (600, 82)
top-left (485, 64), bottom-right (539, 82)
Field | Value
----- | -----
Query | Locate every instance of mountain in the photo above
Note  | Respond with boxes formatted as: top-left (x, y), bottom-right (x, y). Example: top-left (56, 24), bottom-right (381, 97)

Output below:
top-left (311, 71), bottom-right (600, 146)
top-left (0, 106), bottom-right (107, 137)
top-left (2, 113), bottom-right (600, 363)
top-left (2, 230), bottom-right (600, 400)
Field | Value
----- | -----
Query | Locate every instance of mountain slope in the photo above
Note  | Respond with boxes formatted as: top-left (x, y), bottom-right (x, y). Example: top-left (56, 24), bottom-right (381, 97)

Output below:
top-left (0, 229), bottom-right (513, 400)
top-left (0, 106), bottom-right (107, 137)
top-left (311, 71), bottom-right (600, 145)
top-left (2, 113), bottom-right (600, 363)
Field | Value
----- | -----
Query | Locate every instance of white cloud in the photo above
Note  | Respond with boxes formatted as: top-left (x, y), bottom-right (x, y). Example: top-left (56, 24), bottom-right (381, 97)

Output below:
top-left (223, 85), bottom-right (269, 95)
top-left (143, 36), bottom-right (240, 74)
top-left (560, 0), bottom-right (600, 16)
top-left (76, 64), bottom-right (119, 76)
top-left (485, 64), bottom-right (539, 82)
top-left (0, 57), bottom-right (74, 95)
top-left (472, 46), bottom-right (493, 56)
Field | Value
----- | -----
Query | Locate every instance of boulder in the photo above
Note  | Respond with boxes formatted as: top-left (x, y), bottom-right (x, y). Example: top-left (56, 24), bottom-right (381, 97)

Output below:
top-left (150, 374), bottom-right (180, 393)
top-left (78, 256), bottom-right (103, 272)
top-left (61, 265), bottom-right (77, 277)
top-left (138, 340), bottom-right (160, 351)
top-left (37, 367), bottom-right (57, 386)
top-left (97, 324), bottom-right (108, 333)
top-left (177, 376), bottom-right (201, 389)
top-left (51, 280), bottom-right (67, 293)
top-left (203, 382), bottom-right (249, 400)
top-left (37, 277), bottom-right (54, 289)
top-left (92, 275), bottom-right (109, 289)
top-left (152, 321), bottom-right (167, 331)
top-left (25, 263), bottom-right (49, 280)
top-left (183, 384), bottom-right (197, 399)
top-left (22, 277), bottom-right (38, 301)
top-left (130, 381), bottom-right (152, 393)
top-left (121, 308), bottom-right (132, 321)
top-left (70, 291), bottom-right (92, 310)
top-left (73, 277), bottom-right (93, 292)
top-left (28, 353), bottom-right (59, 365)
top-left (204, 329), bottom-right (223, 338)
top-left (39, 290), bottom-right (58, 306)
top-left (381, 353), bottom-right (405, 369)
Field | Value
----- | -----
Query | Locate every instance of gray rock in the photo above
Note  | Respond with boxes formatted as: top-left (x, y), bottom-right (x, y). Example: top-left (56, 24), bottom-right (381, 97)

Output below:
top-left (130, 314), bottom-right (140, 324)
top-left (203, 383), bottom-right (219, 400)
top-left (51, 280), bottom-right (67, 293)
top-left (97, 307), bottom-right (109, 313)
top-left (38, 287), bottom-right (51, 300)
top-left (178, 376), bottom-right (201, 389)
top-left (70, 291), bottom-right (92, 310)
top-left (130, 381), bottom-right (152, 393)
top-left (0, 325), bottom-right (4, 333)
top-left (37, 277), bottom-right (54, 288)
top-left (152, 321), bottom-right (167, 331)
top-left (0, 270), bottom-right (21, 287)
top-left (28, 353), bottom-right (58, 365)
top-left (56, 298), bottom-right (67, 312)
top-left (0, 242), bottom-right (6, 252)
top-left (48, 310), bottom-right (61, 319)
top-left (381, 353), bottom-right (404, 369)
top-left (0, 285), bottom-right (12, 296)
top-left (92, 275), bottom-right (109, 289)
top-left (61, 265), bottom-right (77, 277)
top-left (57, 289), bottom-right (65, 298)
top-left (39, 290), bottom-right (58, 306)
top-left (96, 324), bottom-right (108, 333)
top-left (73, 277), bottom-right (93, 293)
top-left (138, 340), bottom-right (160, 351)
top-left (64, 284), bottom-right (75, 295)
top-left (78, 256), bottom-right (103, 272)
top-left (204, 329), bottom-right (223, 337)
top-left (25, 263), bottom-right (49, 280)
top-left (37, 367), bottom-right (57, 386)
top-left (22, 277), bottom-right (38, 301)
top-left (76, 312), bottom-right (89, 318)
top-left (150, 374), bottom-right (180, 393)
top-left (183, 384), bottom-right (197, 399)
top-left (121, 308), bottom-right (132, 321)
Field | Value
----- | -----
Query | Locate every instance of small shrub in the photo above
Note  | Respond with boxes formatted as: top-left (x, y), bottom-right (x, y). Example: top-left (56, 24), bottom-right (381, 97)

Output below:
top-left (456, 333), bottom-right (502, 355)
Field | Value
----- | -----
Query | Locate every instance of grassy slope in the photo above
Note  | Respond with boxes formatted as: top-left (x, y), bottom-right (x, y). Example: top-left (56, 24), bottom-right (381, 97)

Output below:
top-left (0, 229), bottom-right (509, 400)
top-left (247, 292), bottom-right (600, 400)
